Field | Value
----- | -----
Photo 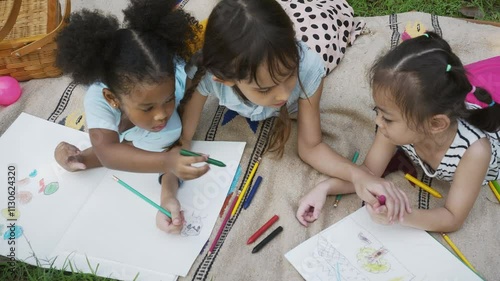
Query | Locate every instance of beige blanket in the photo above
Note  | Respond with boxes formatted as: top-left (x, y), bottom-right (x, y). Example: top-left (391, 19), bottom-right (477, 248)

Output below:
top-left (1, 0), bottom-right (499, 280)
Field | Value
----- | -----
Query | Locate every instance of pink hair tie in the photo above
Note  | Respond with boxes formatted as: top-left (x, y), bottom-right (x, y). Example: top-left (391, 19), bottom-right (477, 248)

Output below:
top-left (465, 85), bottom-right (496, 108)
top-left (468, 85), bottom-right (476, 96)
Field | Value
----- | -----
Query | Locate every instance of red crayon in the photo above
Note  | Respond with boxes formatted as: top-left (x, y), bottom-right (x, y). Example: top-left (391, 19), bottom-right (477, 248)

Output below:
top-left (247, 215), bottom-right (279, 244)
top-left (378, 195), bottom-right (386, 205)
top-left (209, 195), bottom-right (238, 254)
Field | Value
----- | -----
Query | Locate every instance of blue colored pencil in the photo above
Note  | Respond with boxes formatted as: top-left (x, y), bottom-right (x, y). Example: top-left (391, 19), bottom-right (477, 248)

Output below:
top-left (243, 176), bottom-right (263, 209)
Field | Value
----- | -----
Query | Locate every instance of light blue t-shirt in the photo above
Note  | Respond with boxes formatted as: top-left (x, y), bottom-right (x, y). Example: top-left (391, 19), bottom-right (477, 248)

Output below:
top-left (186, 42), bottom-right (326, 121)
top-left (84, 62), bottom-right (186, 152)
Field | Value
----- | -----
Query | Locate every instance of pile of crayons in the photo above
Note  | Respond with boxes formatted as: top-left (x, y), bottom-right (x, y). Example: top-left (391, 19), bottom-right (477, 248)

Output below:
top-left (209, 157), bottom-right (283, 254)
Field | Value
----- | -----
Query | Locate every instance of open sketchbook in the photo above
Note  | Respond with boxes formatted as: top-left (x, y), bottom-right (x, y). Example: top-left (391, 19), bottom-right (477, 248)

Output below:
top-left (285, 207), bottom-right (483, 281)
top-left (0, 113), bottom-right (245, 281)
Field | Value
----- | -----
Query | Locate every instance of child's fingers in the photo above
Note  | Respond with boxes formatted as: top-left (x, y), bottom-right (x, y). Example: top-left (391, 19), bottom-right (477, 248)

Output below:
top-left (180, 164), bottom-right (210, 180)
top-left (66, 155), bottom-right (86, 171)
top-left (395, 188), bottom-right (410, 221)
top-left (184, 155), bottom-right (209, 165)
top-left (382, 184), bottom-right (399, 223)
top-left (170, 208), bottom-right (183, 226)
top-left (296, 204), bottom-right (312, 226)
top-left (69, 162), bottom-right (86, 171)
top-left (312, 205), bottom-right (322, 221)
top-left (156, 211), bottom-right (172, 233)
top-left (400, 188), bottom-right (412, 213)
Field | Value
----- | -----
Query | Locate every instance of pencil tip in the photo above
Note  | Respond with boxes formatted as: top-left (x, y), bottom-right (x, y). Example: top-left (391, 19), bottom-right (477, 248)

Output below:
top-left (111, 175), bottom-right (118, 181)
top-left (251, 248), bottom-right (258, 254)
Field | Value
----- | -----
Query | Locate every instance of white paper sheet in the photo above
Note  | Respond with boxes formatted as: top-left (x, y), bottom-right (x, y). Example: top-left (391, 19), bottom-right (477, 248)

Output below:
top-left (0, 113), bottom-right (246, 280)
top-left (285, 207), bottom-right (484, 281)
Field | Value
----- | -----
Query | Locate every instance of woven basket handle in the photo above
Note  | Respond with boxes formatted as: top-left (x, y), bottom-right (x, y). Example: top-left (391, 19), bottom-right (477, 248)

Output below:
top-left (11, 0), bottom-right (71, 57)
top-left (0, 0), bottom-right (22, 42)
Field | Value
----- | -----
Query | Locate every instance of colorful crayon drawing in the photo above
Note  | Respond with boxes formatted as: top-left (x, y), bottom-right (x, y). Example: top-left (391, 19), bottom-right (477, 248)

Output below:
top-left (17, 177), bottom-right (31, 186)
top-left (18, 191), bottom-right (33, 204)
top-left (288, 215), bottom-right (416, 281)
top-left (302, 235), bottom-right (369, 281)
top-left (38, 178), bottom-right (60, 195)
top-left (1, 208), bottom-right (20, 220)
top-left (3, 225), bottom-right (23, 240)
top-left (29, 169), bottom-right (37, 178)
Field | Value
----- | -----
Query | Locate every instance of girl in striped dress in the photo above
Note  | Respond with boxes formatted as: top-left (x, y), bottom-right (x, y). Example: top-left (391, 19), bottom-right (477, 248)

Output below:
top-left (297, 32), bottom-right (500, 232)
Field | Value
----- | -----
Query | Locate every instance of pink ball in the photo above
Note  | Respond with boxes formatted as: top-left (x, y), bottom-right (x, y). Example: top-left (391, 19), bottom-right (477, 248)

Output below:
top-left (0, 76), bottom-right (22, 106)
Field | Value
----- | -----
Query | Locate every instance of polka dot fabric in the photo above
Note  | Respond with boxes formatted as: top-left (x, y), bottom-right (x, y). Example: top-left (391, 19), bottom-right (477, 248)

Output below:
top-left (278, 0), bottom-right (365, 75)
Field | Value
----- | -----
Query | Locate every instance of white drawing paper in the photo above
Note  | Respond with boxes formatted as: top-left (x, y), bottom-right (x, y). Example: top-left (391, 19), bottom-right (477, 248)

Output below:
top-left (0, 113), bottom-right (246, 280)
top-left (285, 207), bottom-right (484, 281)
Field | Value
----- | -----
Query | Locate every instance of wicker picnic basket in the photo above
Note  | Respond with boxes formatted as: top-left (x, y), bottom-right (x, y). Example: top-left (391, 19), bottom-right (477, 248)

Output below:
top-left (0, 0), bottom-right (70, 81)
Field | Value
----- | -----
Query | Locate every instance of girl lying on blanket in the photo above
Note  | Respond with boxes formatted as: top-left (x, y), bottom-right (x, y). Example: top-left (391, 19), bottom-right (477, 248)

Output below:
top-left (297, 32), bottom-right (500, 232)
top-left (179, 0), bottom-right (408, 219)
top-left (53, 0), bottom-right (206, 234)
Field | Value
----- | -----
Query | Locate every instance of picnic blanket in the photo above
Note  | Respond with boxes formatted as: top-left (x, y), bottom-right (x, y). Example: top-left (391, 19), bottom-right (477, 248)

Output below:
top-left (1, 0), bottom-right (499, 280)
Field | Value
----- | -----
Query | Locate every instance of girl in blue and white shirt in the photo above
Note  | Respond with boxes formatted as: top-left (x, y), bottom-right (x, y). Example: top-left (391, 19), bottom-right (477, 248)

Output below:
top-left (180, 0), bottom-right (408, 220)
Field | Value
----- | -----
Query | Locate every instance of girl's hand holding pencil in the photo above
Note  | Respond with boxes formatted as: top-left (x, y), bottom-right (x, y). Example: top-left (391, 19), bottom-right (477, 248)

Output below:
top-left (165, 146), bottom-right (210, 180)
top-left (157, 173), bottom-right (185, 234)
top-left (156, 197), bottom-right (184, 234)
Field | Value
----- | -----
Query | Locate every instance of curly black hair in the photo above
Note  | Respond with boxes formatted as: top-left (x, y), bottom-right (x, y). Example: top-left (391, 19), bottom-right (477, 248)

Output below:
top-left (56, 0), bottom-right (201, 96)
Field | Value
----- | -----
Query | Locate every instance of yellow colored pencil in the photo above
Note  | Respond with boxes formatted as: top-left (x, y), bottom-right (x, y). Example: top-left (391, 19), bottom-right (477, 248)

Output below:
top-left (488, 181), bottom-right (500, 203)
top-left (404, 173), bottom-right (442, 198)
top-left (441, 233), bottom-right (476, 272)
top-left (231, 157), bottom-right (261, 216)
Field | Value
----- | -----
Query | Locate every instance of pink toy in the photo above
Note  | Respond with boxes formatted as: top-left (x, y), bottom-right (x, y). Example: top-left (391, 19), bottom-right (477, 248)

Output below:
top-left (0, 76), bottom-right (22, 106)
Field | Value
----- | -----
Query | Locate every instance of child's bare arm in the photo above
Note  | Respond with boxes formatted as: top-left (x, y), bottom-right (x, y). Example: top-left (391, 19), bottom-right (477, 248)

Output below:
top-left (156, 172), bottom-right (184, 234)
top-left (296, 89), bottom-right (410, 221)
top-left (180, 82), bottom-right (208, 148)
top-left (397, 138), bottom-right (491, 232)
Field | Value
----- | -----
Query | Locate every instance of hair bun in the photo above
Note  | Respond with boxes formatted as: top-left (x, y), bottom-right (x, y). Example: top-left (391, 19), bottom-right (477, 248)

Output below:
top-left (123, 0), bottom-right (177, 33)
top-left (56, 9), bottom-right (120, 84)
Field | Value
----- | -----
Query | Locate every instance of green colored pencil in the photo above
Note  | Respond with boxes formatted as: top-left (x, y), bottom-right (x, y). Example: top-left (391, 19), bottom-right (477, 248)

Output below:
top-left (180, 148), bottom-right (226, 167)
top-left (334, 151), bottom-right (360, 208)
top-left (492, 180), bottom-right (500, 194)
top-left (112, 175), bottom-right (171, 218)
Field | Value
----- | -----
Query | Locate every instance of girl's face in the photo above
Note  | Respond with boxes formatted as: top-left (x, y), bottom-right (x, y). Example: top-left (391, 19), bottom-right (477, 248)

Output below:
top-left (372, 92), bottom-right (424, 146)
top-left (112, 79), bottom-right (176, 132)
top-left (233, 62), bottom-right (297, 108)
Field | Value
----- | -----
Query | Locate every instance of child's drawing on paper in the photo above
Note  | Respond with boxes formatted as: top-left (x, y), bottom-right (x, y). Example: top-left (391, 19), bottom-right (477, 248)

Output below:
top-left (29, 169), bottom-right (37, 178)
top-left (18, 191), bottom-right (33, 204)
top-left (357, 247), bottom-right (390, 273)
top-left (356, 232), bottom-right (391, 273)
top-left (3, 225), bottom-right (23, 240)
top-left (1, 208), bottom-right (20, 220)
top-left (181, 211), bottom-right (206, 237)
top-left (17, 177), bottom-right (31, 186)
top-left (38, 179), bottom-right (59, 195)
top-left (292, 218), bottom-right (415, 281)
top-left (11, 165), bottom-right (62, 209)
top-left (302, 235), bottom-right (369, 281)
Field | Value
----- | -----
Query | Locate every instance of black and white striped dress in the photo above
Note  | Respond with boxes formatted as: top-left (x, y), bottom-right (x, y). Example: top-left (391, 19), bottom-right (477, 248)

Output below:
top-left (401, 119), bottom-right (500, 185)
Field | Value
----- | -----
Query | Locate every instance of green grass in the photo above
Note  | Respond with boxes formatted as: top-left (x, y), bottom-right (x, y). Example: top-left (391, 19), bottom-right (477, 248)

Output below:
top-left (0, 255), bottom-right (121, 281)
top-left (350, 0), bottom-right (500, 22)
top-left (1, 1), bottom-right (498, 280)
